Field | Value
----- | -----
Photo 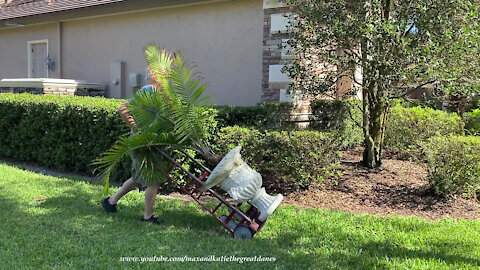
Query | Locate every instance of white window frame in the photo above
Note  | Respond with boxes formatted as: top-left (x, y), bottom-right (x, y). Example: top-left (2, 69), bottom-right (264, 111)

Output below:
top-left (28, 39), bottom-right (49, 78)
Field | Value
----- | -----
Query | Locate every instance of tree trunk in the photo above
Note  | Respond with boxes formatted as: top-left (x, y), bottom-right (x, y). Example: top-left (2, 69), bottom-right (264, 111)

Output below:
top-left (360, 35), bottom-right (388, 169)
top-left (362, 90), bottom-right (388, 168)
top-left (362, 103), bottom-right (385, 168)
top-left (200, 149), bottom-right (223, 168)
top-left (361, 77), bottom-right (387, 168)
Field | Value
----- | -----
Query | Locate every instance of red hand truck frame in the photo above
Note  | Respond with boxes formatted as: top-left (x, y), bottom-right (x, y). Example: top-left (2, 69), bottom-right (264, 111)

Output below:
top-left (155, 149), bottom-right (267, 239)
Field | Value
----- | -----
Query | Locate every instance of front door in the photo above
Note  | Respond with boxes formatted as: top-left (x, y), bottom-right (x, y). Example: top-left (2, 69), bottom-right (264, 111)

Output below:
top-left (31, 42), bottom-right (48, 78)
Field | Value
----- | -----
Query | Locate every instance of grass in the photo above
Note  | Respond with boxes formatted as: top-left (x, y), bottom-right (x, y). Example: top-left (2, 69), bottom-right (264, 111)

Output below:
top-left (1, 162), bottom-right (480, 269)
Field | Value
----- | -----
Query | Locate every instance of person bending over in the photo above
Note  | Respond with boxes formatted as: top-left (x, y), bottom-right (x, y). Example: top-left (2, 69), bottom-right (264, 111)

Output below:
top-left (101, 85), bottom-right (161, 224)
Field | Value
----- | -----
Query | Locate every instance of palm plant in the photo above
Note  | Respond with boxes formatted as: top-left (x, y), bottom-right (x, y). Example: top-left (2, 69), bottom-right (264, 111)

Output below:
top-left (95, 45), bottom-right (220, 195)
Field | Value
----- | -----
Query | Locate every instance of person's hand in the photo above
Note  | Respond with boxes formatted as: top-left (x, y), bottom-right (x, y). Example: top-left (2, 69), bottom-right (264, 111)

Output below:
top-left (118, 102), bottom-right (137, 129)
top-left (126, 115), bottom-right (137, 129)
top-left (130, 122), bottom-right (139, 133)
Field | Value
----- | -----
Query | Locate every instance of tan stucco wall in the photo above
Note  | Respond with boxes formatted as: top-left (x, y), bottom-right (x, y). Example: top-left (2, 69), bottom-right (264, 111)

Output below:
top-left (0, 22), bottom-right (61, 79)
top-left (0, 0), bottom-right (263, 105)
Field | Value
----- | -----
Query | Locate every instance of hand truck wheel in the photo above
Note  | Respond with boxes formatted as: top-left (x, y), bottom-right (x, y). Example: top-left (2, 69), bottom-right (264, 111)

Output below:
top-left (233, 224), bottom-right (254, 240)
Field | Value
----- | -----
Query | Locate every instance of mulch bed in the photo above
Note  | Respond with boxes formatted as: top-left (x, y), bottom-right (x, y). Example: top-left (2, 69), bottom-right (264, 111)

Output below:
top-left (284, 147), bottom-right (480, 220)
top-left (4, 147), bottom-right (479, 220)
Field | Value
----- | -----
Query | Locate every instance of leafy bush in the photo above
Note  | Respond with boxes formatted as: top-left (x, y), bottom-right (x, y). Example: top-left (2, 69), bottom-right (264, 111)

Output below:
top-left (213, 126), bottom-right (341, 192)
top-left (391, 98), bottom-right (443, 110)
top-left (0, 93), bottom-right (130, 180)
top-left (215, 102), bottom-right (293, 129)
top-left (423, 136), bottom-right (480, 197)
top-left (464, 109), bottom-right (480, 136)
top-left (385, 105), bottom-right (464, 155)
top-left (466, 94), bottom-right (480, 111)
top-left (0, 93), bottom-right (219, 182)
top-left (310, 99), bottom-right (363, 148)
top-left (2, 93), bottom-right (335, 193)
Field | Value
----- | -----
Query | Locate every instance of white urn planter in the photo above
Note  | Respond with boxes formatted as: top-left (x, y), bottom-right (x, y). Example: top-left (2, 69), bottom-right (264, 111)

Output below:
top-left (201, 146), bottom-right (283, 222)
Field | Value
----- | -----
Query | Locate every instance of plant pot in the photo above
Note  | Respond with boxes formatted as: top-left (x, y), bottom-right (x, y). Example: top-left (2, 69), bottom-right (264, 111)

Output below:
top-left (201, 146), bottom-right (283, 222)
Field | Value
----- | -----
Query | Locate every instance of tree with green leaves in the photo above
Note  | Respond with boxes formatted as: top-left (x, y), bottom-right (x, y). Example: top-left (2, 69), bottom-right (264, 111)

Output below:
top-left (285, 0), bottom-right (480, 168)
top-left (95, 45), bottom-right (221, 195)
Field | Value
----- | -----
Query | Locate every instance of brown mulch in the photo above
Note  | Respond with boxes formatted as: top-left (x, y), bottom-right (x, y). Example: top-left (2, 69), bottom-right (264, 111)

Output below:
top-left (5, 149), bottom-right (478, 221)
top-left (284, 147), bottom-right (480, 220)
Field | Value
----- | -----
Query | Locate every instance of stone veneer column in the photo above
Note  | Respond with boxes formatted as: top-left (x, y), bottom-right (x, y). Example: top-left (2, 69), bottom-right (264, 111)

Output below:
top-left (262, 0), bottom-right (292, 102)
top-left (262, 1), bottom-right (360, 128)
top-left (262, 0), bottom-right (313, 127)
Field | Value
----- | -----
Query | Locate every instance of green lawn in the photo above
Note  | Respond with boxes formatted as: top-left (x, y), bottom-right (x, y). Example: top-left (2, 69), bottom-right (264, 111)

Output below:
top-left (1, 163), bottom-right (480, 269)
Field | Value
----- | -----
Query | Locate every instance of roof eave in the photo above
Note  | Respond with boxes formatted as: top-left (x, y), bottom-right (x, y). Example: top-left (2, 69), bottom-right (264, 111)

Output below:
top-left (0, 0), bottom-right (222, 29)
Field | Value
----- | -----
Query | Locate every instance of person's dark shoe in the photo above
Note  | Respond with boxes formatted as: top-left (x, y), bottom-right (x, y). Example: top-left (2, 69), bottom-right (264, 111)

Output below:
top-left (141, 215), bottom-right (162, 224)
top-left (101, 197), bottom-right (117, 213)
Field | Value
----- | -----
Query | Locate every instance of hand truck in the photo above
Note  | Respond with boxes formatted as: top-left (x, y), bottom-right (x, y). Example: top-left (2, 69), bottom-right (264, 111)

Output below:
top-left (155, 149), bottom-right (269, 240)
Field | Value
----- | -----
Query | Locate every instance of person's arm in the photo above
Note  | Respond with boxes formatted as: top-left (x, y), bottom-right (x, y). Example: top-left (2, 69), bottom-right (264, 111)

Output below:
top-left (118, 101), bottom-right (138, 132)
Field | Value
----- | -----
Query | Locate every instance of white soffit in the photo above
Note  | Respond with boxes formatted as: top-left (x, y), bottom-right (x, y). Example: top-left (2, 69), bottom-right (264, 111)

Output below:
top-left (0, 78), bottom-right (106, 90)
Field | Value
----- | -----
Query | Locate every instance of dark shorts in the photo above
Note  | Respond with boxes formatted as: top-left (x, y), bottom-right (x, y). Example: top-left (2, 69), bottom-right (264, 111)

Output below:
top-left (130, 149), bottom-right (168, 188)
top-left (130, 150), bottom-right (149, 188)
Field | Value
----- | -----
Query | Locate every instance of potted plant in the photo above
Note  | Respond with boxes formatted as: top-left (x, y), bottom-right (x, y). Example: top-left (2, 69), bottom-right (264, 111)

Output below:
top-left (95, 45), bottom-right (283, 221)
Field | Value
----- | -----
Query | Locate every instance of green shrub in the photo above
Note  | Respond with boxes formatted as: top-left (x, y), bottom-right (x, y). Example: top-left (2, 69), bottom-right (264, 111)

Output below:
top-left (423, 136), bottom-right (480, 197)
top-left (0, 93), bottom-right (340, 193)
top-left (391, 98), bottom-right (442, 110)
top-left (215, 102), bottom-right (293, 129)
top-left (0, 93), bottom-right (130, 180)
top-left (385, 105), bottom-right (464, 154)
top-left (310, 99), bottom-right (363, 148)
top-left (213, 126), bottom-right (341, 192)
top-left (0, 93), bottom-right (219, 184)
top-left (464, 109), bottom-right (480, 136)
top-left (466, 93), bottom-right (480, 112)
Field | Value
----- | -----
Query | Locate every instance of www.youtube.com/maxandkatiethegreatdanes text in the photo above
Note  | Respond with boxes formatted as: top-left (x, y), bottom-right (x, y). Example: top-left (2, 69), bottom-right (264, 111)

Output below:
top-left (119, 255), bottom-right (277, 263)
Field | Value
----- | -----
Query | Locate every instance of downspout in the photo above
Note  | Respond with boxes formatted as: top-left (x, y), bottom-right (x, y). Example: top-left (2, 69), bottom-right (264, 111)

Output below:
top-left (57, 21), bottom-right (62, 78)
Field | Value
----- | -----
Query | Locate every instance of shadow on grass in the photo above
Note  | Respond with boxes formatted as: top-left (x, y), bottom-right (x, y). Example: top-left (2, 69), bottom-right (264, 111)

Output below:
top-left (2, 174), bottom-right (480, 269)
top-left (305, 238), bottom-right (480, 269)
top-left (18, 183), bottom-right (229, 237)
top-left (268, 211), bottom-right (480, 269)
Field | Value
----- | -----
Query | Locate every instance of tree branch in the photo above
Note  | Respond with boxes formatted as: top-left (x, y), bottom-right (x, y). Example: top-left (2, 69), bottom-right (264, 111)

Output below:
top-left (345, 102), bottom-right (363, 129)
top-left (389, 80), bottom-right (436, 99)
top-left (401, 23), bottom-right (416, 38)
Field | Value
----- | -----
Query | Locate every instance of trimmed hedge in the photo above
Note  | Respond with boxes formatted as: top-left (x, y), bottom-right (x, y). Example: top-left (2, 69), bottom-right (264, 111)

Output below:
top-left (0, 93), bottom-right (130, 179)
top-left (214, 102), bottom-right (293, 129)
top-left (213, 126), bottom-right (341, 192)
top-left (385, 105), bottom-right (464, 154)
top-left (464, 109), bottom-right (480, 136)
top-left (423, 136), bottom-right (480, 197)
top-left (0, 93), bottom-right (338, 194)
top-left (310, 99), bottom-right (363, 148)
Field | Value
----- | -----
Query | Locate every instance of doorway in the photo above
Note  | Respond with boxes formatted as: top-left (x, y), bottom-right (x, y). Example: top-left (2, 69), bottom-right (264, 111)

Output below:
top-left (28, 40), bottom-right (48, 78)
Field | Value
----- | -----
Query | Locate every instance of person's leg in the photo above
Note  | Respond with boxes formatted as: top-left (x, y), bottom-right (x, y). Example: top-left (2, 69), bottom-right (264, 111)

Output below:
top-left (143, 185), bottom-right (159, 219)
top-left (108, 178), bottom-right (138, 205)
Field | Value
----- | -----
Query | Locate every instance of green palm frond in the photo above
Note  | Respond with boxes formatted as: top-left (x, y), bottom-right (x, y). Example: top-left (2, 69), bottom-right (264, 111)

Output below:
top-left (143, 47), bottom-right (214, 148)
top-left (128, 89), bottom-right (174, 133)
top-left (167, 54), bottom-right (212, 147)
top-left (96, 45), bottom-right (216, 196)
top-left (144, 45), bottom-right (172, 85)
top-left (131, 147), bottom-right (170, 187)
top-left (94, 132), bottom-right (181, 195)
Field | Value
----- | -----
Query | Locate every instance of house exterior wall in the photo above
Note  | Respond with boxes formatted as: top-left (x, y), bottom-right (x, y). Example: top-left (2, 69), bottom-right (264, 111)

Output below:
top-left (0, 0), bottom-right (263, 105)
top-left (0, 23), bottom-right (60, 79)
